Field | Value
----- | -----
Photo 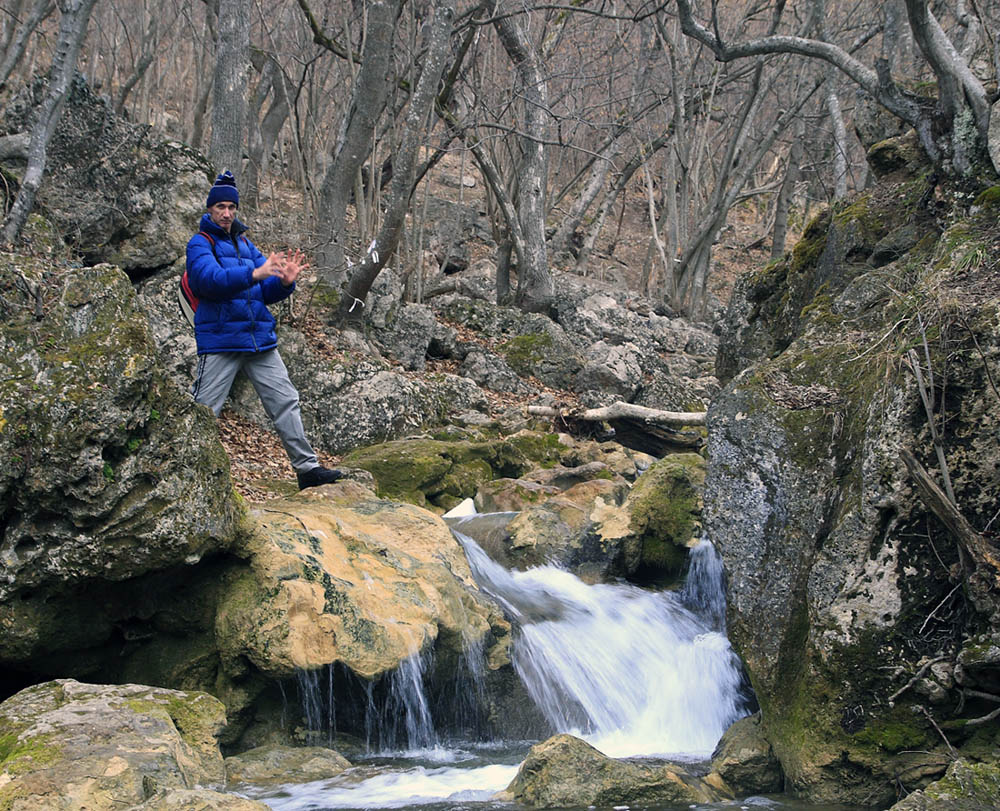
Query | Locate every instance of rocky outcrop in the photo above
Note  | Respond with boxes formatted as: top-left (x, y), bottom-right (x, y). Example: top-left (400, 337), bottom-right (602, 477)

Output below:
top-left (706, 148), bottom-right (1000, 804)
top-left (215, 481), bottom-right (507, 680)
top-left (710, 713), bottom-right (784, 796)
top-left (1, 76), bottom-right (208, 273)
top-left (500, 734), bottom-right (731, 807)
top-left (225, 745), bottom-right (351, 786)
top-left (0, 680), bottom-right (229, 809)
top-left (0, 263), bottom-right (243, 669)
top-left (889, 759), bottom-right (1000, 810)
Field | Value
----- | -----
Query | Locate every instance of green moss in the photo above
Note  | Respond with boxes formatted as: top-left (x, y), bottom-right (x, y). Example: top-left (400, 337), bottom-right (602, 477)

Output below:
top-left (0, 731), bottom-right (62, 776)
top-left (973, 185), bottom-right (1000, 209)
top-left (627, 453), bottom-right (706, 575)
top-left (500, 333), bottom-right (553, 376)
top-left (853, 717), bottom-right (930, 753)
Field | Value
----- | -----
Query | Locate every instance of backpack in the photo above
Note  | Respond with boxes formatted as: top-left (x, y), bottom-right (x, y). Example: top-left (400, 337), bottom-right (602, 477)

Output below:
top-left (178, 231), bottom-right (249, 328)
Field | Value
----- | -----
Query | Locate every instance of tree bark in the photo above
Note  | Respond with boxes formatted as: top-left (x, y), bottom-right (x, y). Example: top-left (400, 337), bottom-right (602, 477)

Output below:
top-left (772, 126), bottom-right (803, 260)
top-left (2, 0), bottom-right (98, 245)
top-left (336, 0), bottom-right (454, 325)
top-left (209, 0), bottom-right (250, 182)
top-left (314, 0), bottom-right (398, 287)
top-left (0, 0), bottom-right (55, 91)
top-left (527, 402), bottom-right (706, 425)
top-left (494, 1), bottom-right (553, 314)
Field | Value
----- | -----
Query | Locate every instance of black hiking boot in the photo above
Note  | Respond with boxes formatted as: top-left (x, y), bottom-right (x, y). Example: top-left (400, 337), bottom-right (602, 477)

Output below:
top-left (297, 465), bottom-right (344, 490)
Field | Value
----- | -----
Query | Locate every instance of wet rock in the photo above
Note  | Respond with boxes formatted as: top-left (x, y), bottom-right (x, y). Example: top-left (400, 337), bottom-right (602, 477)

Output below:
top-left (225, 745), bottom-right (351, 786)
top-left (0, 680), bottom-right (226, 809)
top-left (214, 481), bottom-right (504, 679)
top-left (500, 734), bottom-right (732, 807)
top-left (131, 789), bottom-right (270, 810)
top-left (889, 759), bottom-right (1000, 810)
top-left (710, 714), bottom-right (784, 795)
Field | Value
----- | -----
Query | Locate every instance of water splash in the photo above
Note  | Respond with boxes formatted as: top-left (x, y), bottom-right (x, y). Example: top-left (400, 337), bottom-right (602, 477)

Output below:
top-left (451, 521), bottom-right (747, 758)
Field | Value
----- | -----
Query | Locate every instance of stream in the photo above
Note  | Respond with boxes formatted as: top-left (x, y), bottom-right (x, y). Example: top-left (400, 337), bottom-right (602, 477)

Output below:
top-left (243, 513), bottom-right (862, 811)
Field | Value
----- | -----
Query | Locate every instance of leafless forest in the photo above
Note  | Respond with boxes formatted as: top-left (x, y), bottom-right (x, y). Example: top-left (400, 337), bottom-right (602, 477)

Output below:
top-left (2, 0), bottom-right (998, 316)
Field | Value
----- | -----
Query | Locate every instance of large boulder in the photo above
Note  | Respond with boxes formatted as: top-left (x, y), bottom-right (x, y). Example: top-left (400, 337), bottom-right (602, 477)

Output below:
top-left (624, 453), bottom-right (706, 582)
top-left (1, 76), bottom-right (207, 273)
top-left (215, 481), bottom-right (507, 679)
top-left (499, 734), bottom-right (731, 807)
top-left (705, 171), bottom-right (1000, 804)
top-left (889, 758), bottom-right (1000, 810)
top-left (0, 680), bottom-right (228, 809)
top-left (710, 713), bottom-right (784, 796)
top-left (342, 432), bottom-right (568, 511)
top-left (225, 745), bottom-right (351, 786)
top-left (0, 263), bottom-right (242, 668)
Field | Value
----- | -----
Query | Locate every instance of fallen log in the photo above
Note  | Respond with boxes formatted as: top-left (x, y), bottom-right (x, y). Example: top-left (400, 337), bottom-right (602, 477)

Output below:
top-left (526, 402), bottom-right (706, 426)
top-left (901, 447), bottom-right (1000, 584)
top-left (527, 402), bottom-right (706, 457)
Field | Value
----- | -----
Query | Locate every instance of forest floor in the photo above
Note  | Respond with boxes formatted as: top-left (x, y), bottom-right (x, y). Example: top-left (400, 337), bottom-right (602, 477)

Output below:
top-left (219, 155), bottom-right (791, 501)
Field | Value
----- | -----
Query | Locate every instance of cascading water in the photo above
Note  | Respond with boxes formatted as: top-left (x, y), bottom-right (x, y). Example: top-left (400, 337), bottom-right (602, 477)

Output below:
top-left (452, 520), bottom-right (747, 758)
top-left (250, 512), bottom-right (751, 810)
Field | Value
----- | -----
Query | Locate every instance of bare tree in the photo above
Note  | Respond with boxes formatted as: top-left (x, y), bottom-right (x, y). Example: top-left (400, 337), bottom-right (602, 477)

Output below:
top-left (675, 0), bottom-right (990, 174)
top-left (0, 0), bottom-right (56, 91)
top-left (3, 0), bottom-right (98, 244)
top-left (337, 0), bottom-right (455, 325)
top-left (209, 0), bottom-right (251, 183)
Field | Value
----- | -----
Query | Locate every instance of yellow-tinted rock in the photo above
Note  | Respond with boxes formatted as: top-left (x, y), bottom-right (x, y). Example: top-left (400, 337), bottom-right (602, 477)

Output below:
top-left (216, 481), bottom-right (502, 679)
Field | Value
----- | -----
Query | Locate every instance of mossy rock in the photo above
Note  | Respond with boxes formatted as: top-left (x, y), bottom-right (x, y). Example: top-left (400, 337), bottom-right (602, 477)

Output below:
top-left (500, 333), bottom-right (553, 376)
top-left (889, 758), bottom-right (1000, 810)
top-left (343, 433), bottom-right (568, 508)
top-left (625, 453), bottom-right (706, 578)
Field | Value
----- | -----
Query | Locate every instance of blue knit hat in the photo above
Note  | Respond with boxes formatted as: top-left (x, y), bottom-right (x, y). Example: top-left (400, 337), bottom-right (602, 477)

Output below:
top-left (206, 170), bottom-right (239, 208)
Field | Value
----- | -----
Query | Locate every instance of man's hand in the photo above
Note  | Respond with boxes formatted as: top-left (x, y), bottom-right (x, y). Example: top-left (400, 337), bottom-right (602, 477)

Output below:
top-left (252, 252), bottom-right (286, 282)
top-left (278, 250), bottom-right (309, 287)
top-left (251, 250), bottom-right (309, 286)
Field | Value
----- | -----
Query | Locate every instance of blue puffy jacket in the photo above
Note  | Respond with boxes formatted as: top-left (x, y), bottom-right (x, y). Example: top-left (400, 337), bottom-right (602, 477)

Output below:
top-left (185, 213), bottom-right (294, 354)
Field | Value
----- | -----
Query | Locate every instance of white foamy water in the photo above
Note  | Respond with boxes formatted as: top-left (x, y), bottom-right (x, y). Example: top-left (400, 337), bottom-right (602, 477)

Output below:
top-left (453, 523), bottom-right (747, 758)
top-left (249, 763), bottom-right (519, 810)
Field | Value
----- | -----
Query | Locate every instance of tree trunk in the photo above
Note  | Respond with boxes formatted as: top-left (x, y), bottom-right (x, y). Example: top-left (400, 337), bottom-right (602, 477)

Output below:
top-left (772, 126), bottom-right (803, 260)
top-left (314, 0), bottom-right (398, 287)
top-left (494, 1), bottom-right (553, 314)
top-left (0, 0), bottom-right (56, 91)
top-left (2, 0), bottom-right (98, 244)
top-left (336, 0), bottom-right (454, 325)
top-left (209, 0), bottom-right (250, 182)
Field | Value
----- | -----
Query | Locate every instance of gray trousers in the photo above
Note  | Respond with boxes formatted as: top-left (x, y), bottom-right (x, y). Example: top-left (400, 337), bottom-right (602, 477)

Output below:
top-left (192, 349), bottom-right (319, 473)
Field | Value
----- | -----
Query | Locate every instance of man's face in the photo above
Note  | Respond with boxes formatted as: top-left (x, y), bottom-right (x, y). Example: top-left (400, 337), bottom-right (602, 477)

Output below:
top-left (208, 201), bottom-right (237, 232)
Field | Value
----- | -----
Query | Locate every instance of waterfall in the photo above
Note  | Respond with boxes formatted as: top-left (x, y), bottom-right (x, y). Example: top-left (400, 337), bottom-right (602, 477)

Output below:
top-left (451, 517), bottom-right (747, 758)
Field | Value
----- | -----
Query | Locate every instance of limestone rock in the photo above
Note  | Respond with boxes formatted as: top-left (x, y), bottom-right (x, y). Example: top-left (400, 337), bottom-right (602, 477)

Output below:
top-left (129, 789), bottom-right (270, 810)
top-left (460, 349), bottom-right (537, 395)
top-left (343, 433), bottom-right (568, 510)
top-left (574, 340), bottom-right (644, 398)
top-left (705, 165), bottom-right (1000, 805)
top-left (215, 481), bottom-right (502, 678)
top-left (0, 264), bottom-right (242, 665)
top-left (710, 714), bottom-right (784, 795)
top-left (225, 745), bottom-right (351, 786)
top-left (1, 76), bottom-right (207, 272)
top-left (500, 734), bottom-right (731, 808)
top-left (624, 453), bottom-right (706, 580)
top-left (889, 759), bottom-right (1000, 810)
top-left (501, 478), bottom-right (635, 579)
top-left (0, 680), bottom-right (226, 810)
top-left (475, 478), bottom-right (562, 513)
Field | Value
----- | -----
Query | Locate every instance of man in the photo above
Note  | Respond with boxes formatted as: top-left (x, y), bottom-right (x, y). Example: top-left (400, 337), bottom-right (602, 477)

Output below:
top-left (186, 170), bottom-right (341, 490)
